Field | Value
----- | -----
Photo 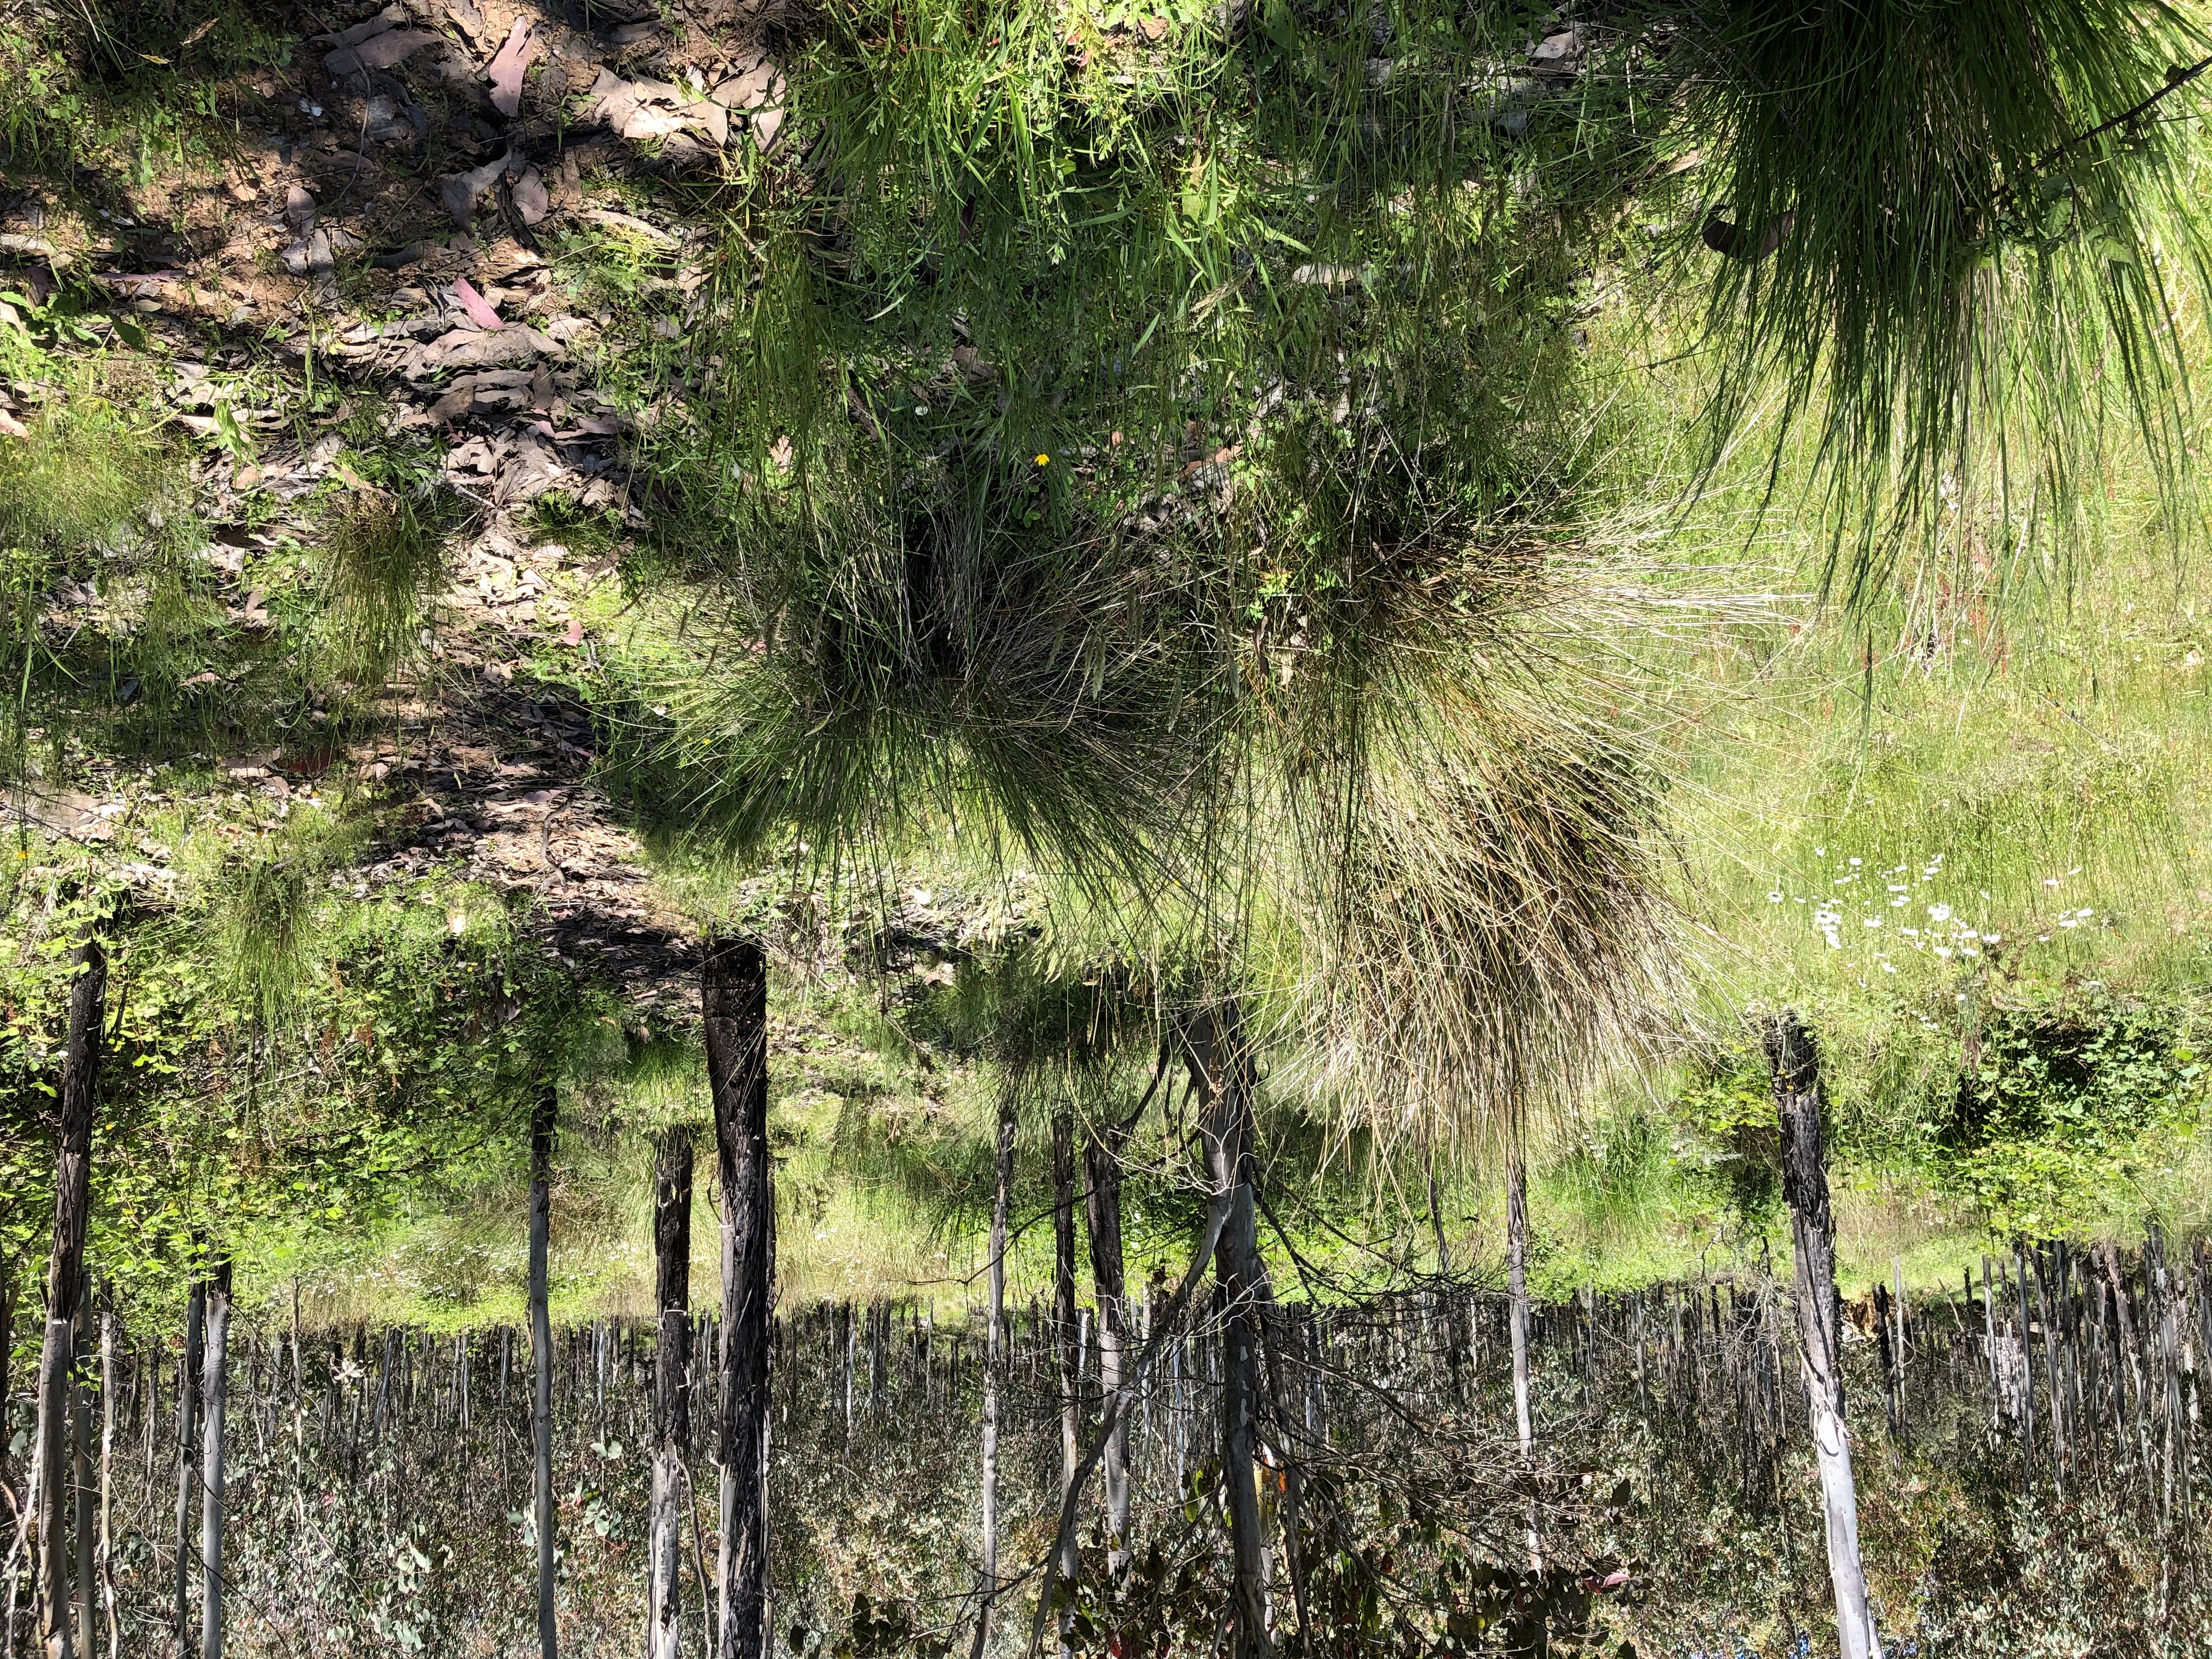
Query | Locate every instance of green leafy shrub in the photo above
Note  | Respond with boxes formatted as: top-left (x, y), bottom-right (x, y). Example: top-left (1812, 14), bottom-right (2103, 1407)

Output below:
top-left (1931, 987), bottom-right (2207, 1235)
top-left (1674, 1056), bottom-right (1784, 1232)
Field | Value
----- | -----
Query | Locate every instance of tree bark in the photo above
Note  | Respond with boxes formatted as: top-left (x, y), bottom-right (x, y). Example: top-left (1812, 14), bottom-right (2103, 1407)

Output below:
top-left (529, 1079), bottom-right (558, 1659)
top-left (970, 1093), bottom-right (1016, 1659)
top-left (703, 939), bottom-right (770, 1659)
top-left (1767, 1009), bottom-right (1881, 1659)
top-left (173, 1276), bottom-right (205, 1650)
top-left (649, 1129), bottom-right (694, 1659)
top-left (32, 909), bottom-right (103, 1659)
top-left (1184, 1003), bottom-right (1272, 1659)
top-left (198, 1255), bottom-right (232, 1659)
top-left (1082, 1115), bottom-right (1135, 1574)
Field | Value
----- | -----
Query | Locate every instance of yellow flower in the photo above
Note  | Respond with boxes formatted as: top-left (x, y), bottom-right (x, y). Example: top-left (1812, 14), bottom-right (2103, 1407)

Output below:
top-left (1034, 453), bottom-right (1050, 466)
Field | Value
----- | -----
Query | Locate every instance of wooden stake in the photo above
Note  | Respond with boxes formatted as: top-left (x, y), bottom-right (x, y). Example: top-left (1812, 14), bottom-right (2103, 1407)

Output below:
top-left (1765, 1009), bottom-right (1881, 1659)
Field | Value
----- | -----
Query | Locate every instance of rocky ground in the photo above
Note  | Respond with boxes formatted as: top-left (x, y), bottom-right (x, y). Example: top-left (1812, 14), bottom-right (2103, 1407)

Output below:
top-left (0, 0), bottom-right (810, 1013)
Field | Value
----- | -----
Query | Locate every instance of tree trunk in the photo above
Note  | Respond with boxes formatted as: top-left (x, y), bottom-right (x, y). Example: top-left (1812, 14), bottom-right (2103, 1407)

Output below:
top-left (1767, 1009), bottom-right (1881, 1659)
top-left (1083, 1116), bottom-right (1135, 1573)
top-left (970, 1093), bottom-right (1016, 1659)
top-left (32, 909), bottom-right (104, 1659)
top-left (1184, 1003), bottom-right (1272, 1659)
top-left (198, 1255), bottom-right (233, 1659)
top-left (648, 1129), bottom-right (694, 1659)
top-left (529, 1079), bottom-right (558, 1659)
top-left (703, 939), bottom-right (771, 1659)
top-left (1049, 1109), bottom-right (1080, 1644)
top-left (173, 1277), bottom-right (205, 1650)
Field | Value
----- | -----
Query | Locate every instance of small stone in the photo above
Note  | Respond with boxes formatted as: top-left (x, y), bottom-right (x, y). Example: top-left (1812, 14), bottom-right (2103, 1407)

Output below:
top-left (284, 184), bottom-right (318, 238)
top-left (507, 166), bottom-right (550, 226)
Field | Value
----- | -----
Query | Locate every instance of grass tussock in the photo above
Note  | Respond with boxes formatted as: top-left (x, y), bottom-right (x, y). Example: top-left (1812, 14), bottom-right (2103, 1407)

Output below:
top-left (320, 490), bottom-right (455, 688)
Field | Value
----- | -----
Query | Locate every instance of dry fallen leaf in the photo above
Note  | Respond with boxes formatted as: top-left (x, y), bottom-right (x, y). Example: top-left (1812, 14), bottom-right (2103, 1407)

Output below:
top-left (325, 28), bottom-right (440, 76)
top-left (487, 19), bottom-right (537, 119)
top-left (453, 276), bottom-right (506, 330)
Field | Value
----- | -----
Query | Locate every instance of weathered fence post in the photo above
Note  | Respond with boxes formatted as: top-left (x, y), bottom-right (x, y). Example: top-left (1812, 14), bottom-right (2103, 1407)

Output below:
top-left (1049, 1107), bottom-right (1080, 1652)
top-left (199, 1255), bottom-right (234, 1659)
top-left (71, 1294), bottom-right (91, 1659)
top-left (972, 1093), bottom-right (1016, 1659)
top-left (648, 1128), bottom-right (694, 1659)
top-left (1185, 1002), bottom-right (1273, 1659)
top-left (1085, 1115), bottom-right (1136, 1573)
top-left (1508, 1142), bottom-right (1533, 1461)
top-left (1766, 1008), bottom-right (1882, 1659)
top-left (529, 1077), bottom-right (558, 1659)
top-left (704, 938), bottom-right (772, 1659)
top-left (32, 898), bottom-right (105, 1659)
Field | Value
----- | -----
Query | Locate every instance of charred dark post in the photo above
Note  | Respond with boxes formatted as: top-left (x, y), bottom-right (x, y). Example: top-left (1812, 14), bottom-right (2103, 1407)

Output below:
top-left (970, 1093), bottom-right (1017, 1659)
top-left (1427, 1152), bottom-right (1466, 1394)
top-left (32, 904), bottom-right (104, 1659)
top-left (1506, 1141), bottom-right (1533, 1460)
top-left (71, 1294), bottom-right (91, 1659)
top-left (648, 1128), bottom-right (695, 1659)
top-left (2028, 1246), bottom-right (2064, 1489)
top-left (171, 1267), bottom-right (203, 1643)
top-left (1049, 1110), bottom-right (1080, 1641)
top-left (529, 1078), bottom-right (558, 1659)
top-left (199, 1255), bottom-right (234, 1659)
top-left (1872, 1281), bottom-right (1903, 1451)
top-left (1184, 1003), bottom-right (1272, 1659)
top-left (1084, 1115), bottom-right (1136, 1572)
top-left (704, 939), bottom-right (772, 1659)
top-left (2013, 1242), bottom-right (2039, 1483)
top-left (1766, 1009), bottom-right (1880, 1659)
top-left (1051, 1110), bottom-right (1080, 1486)
top-left (0, 1254), bottom-right (13, 1491)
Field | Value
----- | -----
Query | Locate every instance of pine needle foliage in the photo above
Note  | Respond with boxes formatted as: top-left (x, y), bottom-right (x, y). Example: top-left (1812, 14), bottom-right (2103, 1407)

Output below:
top-left (1677, 0), bottom-right (2212, 592)
top-left (605, 0), bottom-right (2212, 1132)
top-left (0, 408), bottom-right (209, 767)
top-left (1265, 592), bottom-right (1679, 1130)
top-left (594, 0), bottom-right (1734, 1133)
top-left (191, 808), bottom-right (369, 1027)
